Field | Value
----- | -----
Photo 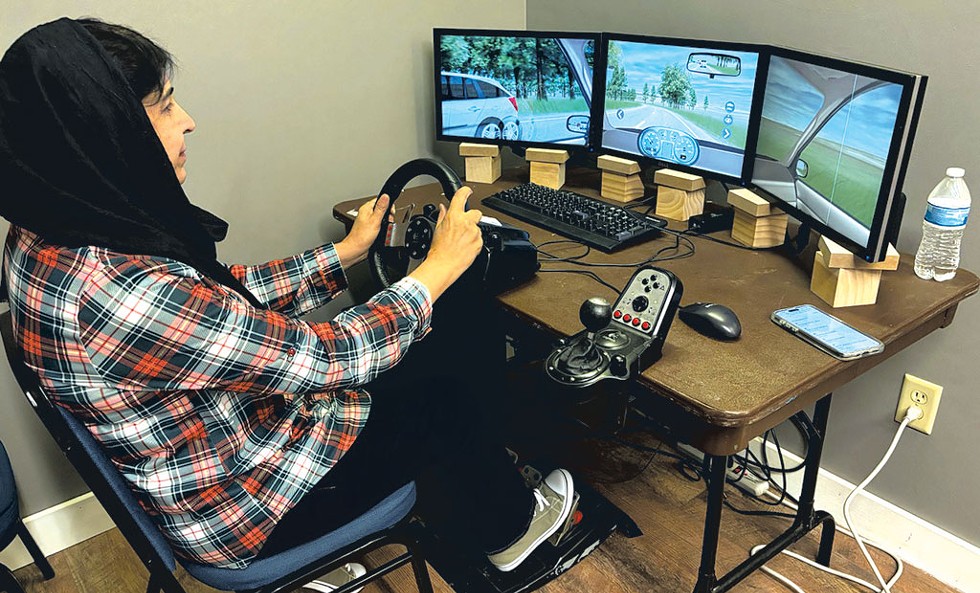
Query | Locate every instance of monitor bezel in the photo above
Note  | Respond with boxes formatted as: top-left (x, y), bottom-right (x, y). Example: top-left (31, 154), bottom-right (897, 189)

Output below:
top-left (750, 45), bottom-right (926, 262)
top-left (593, 32), bottom-right (771, 184)
top-left (433, 28), bottom-right (601, 152)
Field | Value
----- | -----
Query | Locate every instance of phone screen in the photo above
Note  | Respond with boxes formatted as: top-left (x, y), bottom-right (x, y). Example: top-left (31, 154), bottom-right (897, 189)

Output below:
top-left (773, 304), bottom-right (882, 358)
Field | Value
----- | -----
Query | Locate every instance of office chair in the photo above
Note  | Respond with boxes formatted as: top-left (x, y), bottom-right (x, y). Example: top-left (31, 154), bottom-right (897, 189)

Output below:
top-left (0, 310), bottom-right (434, 593)
top-left (0, 438), bottom-right (55, 593)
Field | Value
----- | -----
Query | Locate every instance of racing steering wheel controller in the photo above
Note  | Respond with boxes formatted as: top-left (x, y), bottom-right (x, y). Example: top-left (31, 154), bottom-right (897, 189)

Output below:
top-left (368, 158), bottom-right (539, 294)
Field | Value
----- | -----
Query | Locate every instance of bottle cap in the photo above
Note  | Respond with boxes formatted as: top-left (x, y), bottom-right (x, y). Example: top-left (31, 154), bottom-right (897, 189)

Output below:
top-left (946, 167), bottom-right (966, 178)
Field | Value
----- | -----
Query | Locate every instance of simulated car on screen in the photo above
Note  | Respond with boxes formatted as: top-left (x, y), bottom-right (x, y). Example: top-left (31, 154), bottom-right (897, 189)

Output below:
top-left (440, 72), bottom-right (521, 140)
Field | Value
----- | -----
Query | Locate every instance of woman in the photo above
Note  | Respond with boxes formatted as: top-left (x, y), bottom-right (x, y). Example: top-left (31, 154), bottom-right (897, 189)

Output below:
top-left (0, 17), bottom-right (573, 579)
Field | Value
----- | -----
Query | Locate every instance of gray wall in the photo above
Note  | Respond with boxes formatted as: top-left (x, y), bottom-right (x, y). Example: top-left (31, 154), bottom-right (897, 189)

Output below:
top-left (0, 0), bottom-right (525, 515)
top-left (528, 0), bottom-right (980, 545)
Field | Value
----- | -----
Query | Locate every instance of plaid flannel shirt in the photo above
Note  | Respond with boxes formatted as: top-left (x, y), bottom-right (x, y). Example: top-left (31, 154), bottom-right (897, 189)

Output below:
top-left (3, 226), bottom-right (432, 568)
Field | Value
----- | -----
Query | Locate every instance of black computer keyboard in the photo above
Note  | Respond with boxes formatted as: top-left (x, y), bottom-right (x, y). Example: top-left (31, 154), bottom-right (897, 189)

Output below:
top-left (481, 183), bottom-right (667, 252)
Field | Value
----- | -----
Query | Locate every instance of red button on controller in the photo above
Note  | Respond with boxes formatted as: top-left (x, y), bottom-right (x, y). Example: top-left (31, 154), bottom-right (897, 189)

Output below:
top-left (623, 314), bottom-right (632, 323)
top-left (632, 317), bottom-right (641, 327)
top-left (613, 310), bottom-right (622, 319)
top-left (642, 321), bottom-right (651, 330)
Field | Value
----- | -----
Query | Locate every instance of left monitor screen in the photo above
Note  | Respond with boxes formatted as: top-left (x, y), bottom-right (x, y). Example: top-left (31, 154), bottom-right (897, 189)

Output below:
top-left (436, 31), bottom-right (596, 146)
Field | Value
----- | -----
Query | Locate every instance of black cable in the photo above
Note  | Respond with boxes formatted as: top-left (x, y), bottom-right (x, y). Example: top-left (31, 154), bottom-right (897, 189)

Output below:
top-left (723, 497), bottom-right (796, 519)
top-left (680, 228), bottom-right (777, 252)
top-left (537, 268), bottom-right (621, 294)
top-left (533, 239), bottom-right (592, 262)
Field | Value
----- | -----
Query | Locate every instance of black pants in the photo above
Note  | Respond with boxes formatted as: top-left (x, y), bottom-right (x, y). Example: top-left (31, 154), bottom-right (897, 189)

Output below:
top-left (260, 289), bottom-right (533, 557)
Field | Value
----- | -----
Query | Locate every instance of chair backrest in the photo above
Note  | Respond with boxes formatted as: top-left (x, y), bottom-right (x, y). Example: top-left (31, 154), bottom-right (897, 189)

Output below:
top-left (0, 310), bottom-right (182, 580)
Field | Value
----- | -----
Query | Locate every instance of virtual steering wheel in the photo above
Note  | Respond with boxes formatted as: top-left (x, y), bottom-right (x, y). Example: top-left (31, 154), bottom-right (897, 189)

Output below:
top-left (368, 158), bottom-right (463, 289)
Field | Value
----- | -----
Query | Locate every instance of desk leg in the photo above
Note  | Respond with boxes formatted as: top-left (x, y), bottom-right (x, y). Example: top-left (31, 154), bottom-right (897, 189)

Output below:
top-left (692, 455), bottom-right (727, 593)
top-left (692, 393), bottom-right (837, 593)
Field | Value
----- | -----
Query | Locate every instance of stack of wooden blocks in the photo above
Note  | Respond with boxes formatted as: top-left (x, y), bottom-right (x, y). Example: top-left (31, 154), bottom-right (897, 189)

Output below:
top-left (526, 148), bottom-right (570, 189)
top-left (811, 236), bottom-right (900, 307)
top-left (727, 187), bottom-right (788, 248)
top-left (458, 142), bottom-right (501, 184)
top-left (597, 155), bottom-right (643, 203)
top-left (653, 169), bottom-right (706, 221)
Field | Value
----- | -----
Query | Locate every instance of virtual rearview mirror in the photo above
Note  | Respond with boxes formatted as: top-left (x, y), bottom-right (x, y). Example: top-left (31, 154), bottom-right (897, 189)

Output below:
top-left (687, 53), bottom-right (742, 78)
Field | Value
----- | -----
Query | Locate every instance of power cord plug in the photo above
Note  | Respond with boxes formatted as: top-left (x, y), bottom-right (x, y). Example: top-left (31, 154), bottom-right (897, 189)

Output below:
top-left (904, 405), bottom-right (924, 422)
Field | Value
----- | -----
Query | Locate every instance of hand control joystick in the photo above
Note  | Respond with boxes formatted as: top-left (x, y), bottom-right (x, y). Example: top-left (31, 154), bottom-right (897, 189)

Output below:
top-left (580, 297), bottom-right (612, 345)
top-left (555, 297), bottom-right (611, 377)
top-left (546, 266), bottom-right (684, 388)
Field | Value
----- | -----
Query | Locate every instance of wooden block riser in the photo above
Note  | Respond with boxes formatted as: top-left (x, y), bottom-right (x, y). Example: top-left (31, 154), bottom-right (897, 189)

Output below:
top-left (525, 148), bottom-right (570, 164)
top-left (810, 252), bottom-right (882, 307)
top-left (818, 235), bottom-right (901, 270)
top-left (530, 161), bottom-right (566, 189)
top-left (464, 155), bottom-right (501, 184)
top-left (654, 169), bottom-right (705, 191)
top-left (597, 155), bottom-right (641, 175)
top-left (727, 188), bottom-right (771, 217)
top-left (731, 210), bottom-right (788, 248)
top-left (656, 186), bottom-right (705, 221)
top-left (458, 142), bottom-right (500, 157)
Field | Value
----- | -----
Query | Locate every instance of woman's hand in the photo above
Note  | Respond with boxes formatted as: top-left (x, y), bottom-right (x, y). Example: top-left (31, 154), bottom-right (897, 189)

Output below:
top-left (409, 187), bottom-right (484, 301)
top-left (335, 194), bottom-right (390, 267)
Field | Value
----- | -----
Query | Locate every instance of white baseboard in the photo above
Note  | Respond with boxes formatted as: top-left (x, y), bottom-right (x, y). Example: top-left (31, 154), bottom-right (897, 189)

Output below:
top-left (0, 492), bottom-right (115, 571)
top-left (746, 440), bottom-right (979, 592)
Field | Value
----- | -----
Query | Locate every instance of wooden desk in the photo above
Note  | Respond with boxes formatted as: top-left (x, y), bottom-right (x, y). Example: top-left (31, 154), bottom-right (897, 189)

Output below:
top-left (334, 168), bottom-right (978, 593)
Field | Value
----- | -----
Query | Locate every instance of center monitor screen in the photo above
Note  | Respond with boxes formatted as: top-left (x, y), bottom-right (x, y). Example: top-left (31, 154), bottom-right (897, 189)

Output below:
top-left (435, 30), bottom-right (597, 147)
top-left (599, 35), bottom-right (763, 181)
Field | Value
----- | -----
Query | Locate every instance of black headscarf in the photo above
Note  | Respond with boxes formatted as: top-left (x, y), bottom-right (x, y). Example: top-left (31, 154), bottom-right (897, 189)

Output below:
top-left (0, 18), bottom-right (262, 307)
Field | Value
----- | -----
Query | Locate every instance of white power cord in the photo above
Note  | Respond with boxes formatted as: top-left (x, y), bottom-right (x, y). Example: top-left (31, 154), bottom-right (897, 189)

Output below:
top-left (748, 406), bottom-right (922, 593)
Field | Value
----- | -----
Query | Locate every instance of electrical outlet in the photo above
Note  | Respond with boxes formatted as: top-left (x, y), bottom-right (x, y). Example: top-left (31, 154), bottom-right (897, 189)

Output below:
top-left (895, 373), bottom-right (943, 434)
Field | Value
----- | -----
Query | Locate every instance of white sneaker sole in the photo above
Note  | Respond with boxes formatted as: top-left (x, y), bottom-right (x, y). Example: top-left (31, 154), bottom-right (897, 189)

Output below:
top-left (494, 469), bottom-right (574, 572)
top-left (302, 562), bottom-right (367, 593)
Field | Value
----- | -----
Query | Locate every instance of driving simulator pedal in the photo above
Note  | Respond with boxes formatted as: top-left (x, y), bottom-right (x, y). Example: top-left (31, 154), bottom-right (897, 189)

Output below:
top-left (415, 469), bottom-right (640, 593)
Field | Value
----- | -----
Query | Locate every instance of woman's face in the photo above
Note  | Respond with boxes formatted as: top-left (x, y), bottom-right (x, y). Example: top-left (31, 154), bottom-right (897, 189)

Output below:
top-left (143, 80), bottom-right (196, 184)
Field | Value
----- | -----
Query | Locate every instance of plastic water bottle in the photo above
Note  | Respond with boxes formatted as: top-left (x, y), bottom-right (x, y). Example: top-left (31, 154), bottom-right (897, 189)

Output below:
top-left (914, 167), bottom-right (971, 281)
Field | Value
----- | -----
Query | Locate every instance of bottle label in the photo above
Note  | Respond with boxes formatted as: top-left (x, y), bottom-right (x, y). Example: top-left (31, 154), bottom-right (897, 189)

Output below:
top-left (925, 204), bottom-right (969, 227)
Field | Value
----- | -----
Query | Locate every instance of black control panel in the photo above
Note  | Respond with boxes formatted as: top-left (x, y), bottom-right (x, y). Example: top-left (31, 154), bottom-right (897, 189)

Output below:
top-left (545, 266), bottom-right (683, 388)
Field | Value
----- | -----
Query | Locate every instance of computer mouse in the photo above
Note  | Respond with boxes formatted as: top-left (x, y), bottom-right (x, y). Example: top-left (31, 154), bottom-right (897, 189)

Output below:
top-left (678, 302), bottom-right (741, 341)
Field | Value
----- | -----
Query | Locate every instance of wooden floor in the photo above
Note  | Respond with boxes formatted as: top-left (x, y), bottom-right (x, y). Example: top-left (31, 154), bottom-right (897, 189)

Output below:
top-left (13, 430), bottom-right (959, 593)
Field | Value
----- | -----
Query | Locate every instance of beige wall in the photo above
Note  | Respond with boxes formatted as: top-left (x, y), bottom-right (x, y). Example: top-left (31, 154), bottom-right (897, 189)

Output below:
top-left (528, 0), bottom-right (980, 546)
top-left (0, 0), bottom-right (525, 515)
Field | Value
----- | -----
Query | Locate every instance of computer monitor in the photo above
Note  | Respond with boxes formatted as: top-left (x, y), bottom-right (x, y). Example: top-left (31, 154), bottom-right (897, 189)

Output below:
top-left (751, 48), bottom-right (926, 262)
top-left (596, 34), bottom-right (767, 182)
top-left (434, 29), bottom-right (599, 149)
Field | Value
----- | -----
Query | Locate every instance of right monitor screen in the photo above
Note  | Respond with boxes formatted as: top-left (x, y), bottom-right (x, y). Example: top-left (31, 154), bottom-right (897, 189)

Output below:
top-left (752, 54), bottom-right (917, 255)
top-left (600, 37), bottom-right (762, 180)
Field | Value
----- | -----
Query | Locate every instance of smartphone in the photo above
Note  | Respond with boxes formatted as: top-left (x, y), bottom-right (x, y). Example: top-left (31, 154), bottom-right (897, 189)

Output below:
top-left (771, 304), bottom-right (884, 360)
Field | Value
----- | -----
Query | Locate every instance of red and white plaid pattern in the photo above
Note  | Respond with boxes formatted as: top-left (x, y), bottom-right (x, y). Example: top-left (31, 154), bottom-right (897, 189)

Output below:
top-left (4, 226), bottom-right (431, 568)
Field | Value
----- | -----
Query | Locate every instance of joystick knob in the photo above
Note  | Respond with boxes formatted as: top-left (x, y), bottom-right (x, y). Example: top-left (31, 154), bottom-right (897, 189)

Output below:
top-left (610, 354), bottom-right (629, 377)
top-left (580, 297), bottom-right (612, 333)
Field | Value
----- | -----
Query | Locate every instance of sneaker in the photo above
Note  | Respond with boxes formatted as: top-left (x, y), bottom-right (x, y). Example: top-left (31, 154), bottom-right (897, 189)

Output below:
top-left (488, 469), bottom-right (574, 572)
top-left (302, 562), bottom-right (367, 593)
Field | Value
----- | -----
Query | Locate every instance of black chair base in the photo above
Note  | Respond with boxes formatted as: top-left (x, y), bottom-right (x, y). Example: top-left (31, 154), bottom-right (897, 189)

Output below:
top-left (0, 563), bottom-right (25, 593)
top-left (15, 521), bottom-right (54, 581)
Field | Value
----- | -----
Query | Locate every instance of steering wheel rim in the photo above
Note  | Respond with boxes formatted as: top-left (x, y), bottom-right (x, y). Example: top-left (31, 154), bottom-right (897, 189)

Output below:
top-left (368, 158), bottom-right (463, 288)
